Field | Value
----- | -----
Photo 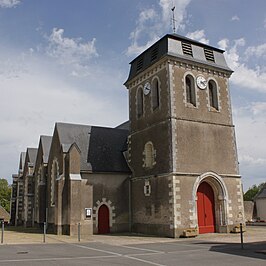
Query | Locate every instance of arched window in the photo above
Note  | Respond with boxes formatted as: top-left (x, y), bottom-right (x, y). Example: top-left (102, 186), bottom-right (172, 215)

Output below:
top-left (35, 167), bottom-right (41, 209)
top-left (137, 87), bottom-right (144, 118)
top-left (152, 78), bottom-right (160, 110)
top-left (144, 142), bottom-right (156, 168)
top-left (208, 80), bottom-right (218, 110)
top-left (144, 180), bottom-right (151, 196)
top-left (39, 167), bottom-right (45, 184)
top-left (51, 159), bottom-right (58, 206)
top-left (185, 75), bottom-right (196, 106)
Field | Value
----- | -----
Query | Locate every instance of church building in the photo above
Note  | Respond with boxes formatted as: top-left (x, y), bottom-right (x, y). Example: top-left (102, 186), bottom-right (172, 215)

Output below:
top-left (11, 33), bottom-right (245, 237)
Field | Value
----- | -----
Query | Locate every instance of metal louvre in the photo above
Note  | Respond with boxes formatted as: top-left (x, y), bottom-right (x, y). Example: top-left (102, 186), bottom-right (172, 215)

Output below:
top-left (136, 57), bottom-right (144, 72)
top-left (204, 48), bottom-right (215, 62)
top-left (151, 46), bottom-right (159, 62)
top-left (182, 42), bottom-right (193, 56)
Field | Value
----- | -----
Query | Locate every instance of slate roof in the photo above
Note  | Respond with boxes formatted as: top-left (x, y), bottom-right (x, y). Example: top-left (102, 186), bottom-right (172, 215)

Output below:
top-left (27, 148), bottom-right (38, 165)
top-left (56, 122), bottom-right (91, 171)
top-left (40, 135), bottom-right (52, 164)
top-left (126, 33), bottom-right (232, 83)
top-left (255, 185), bottom-right (266, 199)
top-left (116, 121), bottom-right (130, 130)
top-left (19, 152), bottom-right (26, 173)
top-left (87, 126), bottom-right (130, 173)
top-left (55, 122), bottom-right (130, 173)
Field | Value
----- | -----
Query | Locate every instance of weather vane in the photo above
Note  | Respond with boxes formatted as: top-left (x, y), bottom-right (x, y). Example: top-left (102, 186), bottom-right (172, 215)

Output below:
top-left (171, 5), bottom-right (176, 33)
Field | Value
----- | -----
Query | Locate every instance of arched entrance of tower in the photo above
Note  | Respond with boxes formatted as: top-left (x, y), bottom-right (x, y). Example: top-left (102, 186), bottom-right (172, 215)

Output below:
top-left (98, 204), bottom-right (110, 234)
top-left (193, 172), bottom-right (229, 234)
top-left (197, 182), bottom-right (216, 233)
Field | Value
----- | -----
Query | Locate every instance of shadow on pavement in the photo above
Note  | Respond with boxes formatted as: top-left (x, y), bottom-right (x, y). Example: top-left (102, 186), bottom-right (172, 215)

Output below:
top-left (196, 241), bottom-right (266, 261)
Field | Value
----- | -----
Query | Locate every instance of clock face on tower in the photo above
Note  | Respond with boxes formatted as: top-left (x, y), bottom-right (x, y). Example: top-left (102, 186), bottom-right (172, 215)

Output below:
top-left (143, 82), bottom-right (151, 95)
top-left (196, 75), bottom-right (207, 90)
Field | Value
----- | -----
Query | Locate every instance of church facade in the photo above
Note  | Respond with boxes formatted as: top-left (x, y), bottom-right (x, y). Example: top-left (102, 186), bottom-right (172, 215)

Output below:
top-left (11, 34), bottom-right (244, 237)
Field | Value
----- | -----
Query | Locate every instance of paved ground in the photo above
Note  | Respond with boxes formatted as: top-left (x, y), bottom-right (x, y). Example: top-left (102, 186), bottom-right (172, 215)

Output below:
top-left (0, 226), bottom-right (265, 265)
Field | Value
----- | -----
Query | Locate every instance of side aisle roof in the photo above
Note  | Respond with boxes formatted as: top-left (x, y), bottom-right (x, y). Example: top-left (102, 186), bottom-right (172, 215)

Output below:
top-left (40, 135), bottom-right (53, 164)
top-left (55, 122), bottom-right (130, 173)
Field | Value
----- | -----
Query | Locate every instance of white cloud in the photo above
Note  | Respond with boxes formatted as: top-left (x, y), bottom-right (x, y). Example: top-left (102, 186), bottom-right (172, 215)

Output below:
top-left (46, 28), bottom-right (98, 75)
top-left (233, 104), bottom-right (266, 190)
top-left (218, 38), bottom-right (266, 93)
top-left (250, 102), bottom-right (266, 115)
top-left (217, 38), bottom-right (245, 68)
top-left (0, 0), bottom-right (20, 8)
top-left (126, 0), bottom-right (191, 56)
top-left (217, 38), bottom-right (229, 50)
top-left (1, 74), bottom-right (105, 129)
top-left (231, 65), bottom-right (266, 93)
top-left (233, 101), bottom-right (266, 119)
top-left (127, 8), bottom-right (159, 56)
top-left (160, 0), bottom-right (190, 30)
top-left (239, 155), bottom-right (266, 166)
top-left (231, 15), bottom-right (240, 21)
top-left (0, 50), bottom-right (31, 79)
top-left (186, 29), bottom-right (209, 44)
top-left (245, 43), bottom-right (266, 59)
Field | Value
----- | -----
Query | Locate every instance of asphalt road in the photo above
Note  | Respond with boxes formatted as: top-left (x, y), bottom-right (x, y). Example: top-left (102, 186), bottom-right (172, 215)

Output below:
top-left (0, 239), bottom-right (265, 266)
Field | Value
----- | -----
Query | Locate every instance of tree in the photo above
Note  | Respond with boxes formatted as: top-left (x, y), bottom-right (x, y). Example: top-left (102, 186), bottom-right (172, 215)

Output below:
top-left (244, 182), bottom-right (266, 201)
top-left (0, 178), bottom-right (11, 213)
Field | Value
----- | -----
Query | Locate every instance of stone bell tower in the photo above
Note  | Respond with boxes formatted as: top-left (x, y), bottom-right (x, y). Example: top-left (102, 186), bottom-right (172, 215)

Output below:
top-left (124, 34), bottom-right (244, 237)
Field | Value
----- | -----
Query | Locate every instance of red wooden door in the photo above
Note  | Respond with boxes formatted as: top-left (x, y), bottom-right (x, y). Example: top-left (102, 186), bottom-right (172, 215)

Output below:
top-left (98, 204), bottom-right (110, 234)
top-left (197, 182), bottom-right (215, 234)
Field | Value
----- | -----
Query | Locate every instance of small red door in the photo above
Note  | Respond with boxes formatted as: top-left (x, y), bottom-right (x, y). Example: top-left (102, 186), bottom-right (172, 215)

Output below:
top-left (197, 182), bottom-right (216, 234)
top-left (98, 204), bottom-right (110, 234)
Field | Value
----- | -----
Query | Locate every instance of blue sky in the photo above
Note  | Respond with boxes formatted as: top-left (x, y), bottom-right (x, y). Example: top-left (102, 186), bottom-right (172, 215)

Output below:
top-left (0, 0), bottom-right (265, 191)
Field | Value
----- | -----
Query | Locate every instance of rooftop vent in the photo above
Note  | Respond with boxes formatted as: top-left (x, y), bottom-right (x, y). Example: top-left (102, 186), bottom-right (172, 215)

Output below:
top-left (136, 57), bottom-right (144, 72)
top-left (151, 46), bottom-right (159, 62)
top-left (204, 48), bottom-right (215, 62)
top-left (182, 42), bottom-right (193, 57)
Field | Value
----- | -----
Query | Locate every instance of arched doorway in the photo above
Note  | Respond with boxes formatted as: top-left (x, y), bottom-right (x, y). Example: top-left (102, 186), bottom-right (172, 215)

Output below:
top-left (197, 182), bottom-right (216, 234)
top-left (98, 204), bottom-right (110, 234)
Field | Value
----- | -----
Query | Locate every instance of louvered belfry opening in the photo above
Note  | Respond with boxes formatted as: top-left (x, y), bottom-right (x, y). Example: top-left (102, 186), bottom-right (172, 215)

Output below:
top-left (151, 46), bottom-right (159, 62)
top-left (204, 48), bottom-right (215, 62)
top-left (182, 42), bottom-right (193, 57)
top-left (136, 57), bottom-right (144, 72)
